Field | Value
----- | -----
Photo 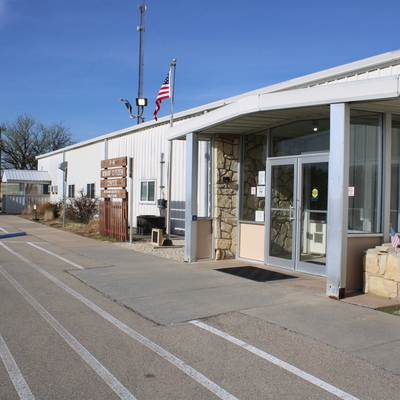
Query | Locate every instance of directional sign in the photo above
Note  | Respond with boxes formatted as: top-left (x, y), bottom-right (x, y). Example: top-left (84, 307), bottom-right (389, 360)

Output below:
top-left (101, 157), bottom-right (127, 169)
top-left (101, 167), bottom-right (127, 179)
top-left (100, 178), bottom-right (127, 188)
top-left (101, 189), bottom-right (127, 199)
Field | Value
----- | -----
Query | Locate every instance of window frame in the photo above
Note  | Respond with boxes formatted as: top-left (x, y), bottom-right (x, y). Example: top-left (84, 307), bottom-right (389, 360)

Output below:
top-left (140, 180), bottom-right (156, 203)
top-left (86, 183), bottom-right (95, 199)
top-left (68, 184), bottom-right (75, 198)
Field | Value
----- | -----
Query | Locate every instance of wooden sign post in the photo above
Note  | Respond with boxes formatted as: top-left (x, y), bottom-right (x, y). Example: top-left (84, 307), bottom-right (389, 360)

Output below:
top-left (99, 157), bottom-right (128, 241)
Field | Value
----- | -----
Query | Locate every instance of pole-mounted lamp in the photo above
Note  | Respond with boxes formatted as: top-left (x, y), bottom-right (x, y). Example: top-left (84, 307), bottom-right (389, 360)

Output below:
top-left (58, 161), bottom-right (68, 227)
top-left (118, 97), bottom-right (148, 122)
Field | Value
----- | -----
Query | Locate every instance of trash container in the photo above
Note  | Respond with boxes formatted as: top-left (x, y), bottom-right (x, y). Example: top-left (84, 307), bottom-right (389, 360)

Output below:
top-left (137, 215), bottom-right (165, 235)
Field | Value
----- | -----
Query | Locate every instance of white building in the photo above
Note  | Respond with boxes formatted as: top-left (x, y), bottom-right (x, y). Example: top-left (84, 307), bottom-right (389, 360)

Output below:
top-left (38, 49), bottom-right (400, 299)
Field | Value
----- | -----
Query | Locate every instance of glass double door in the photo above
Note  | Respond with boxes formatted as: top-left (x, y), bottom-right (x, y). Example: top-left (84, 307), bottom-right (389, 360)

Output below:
top-left (266, 154), bottom-right (329, 276)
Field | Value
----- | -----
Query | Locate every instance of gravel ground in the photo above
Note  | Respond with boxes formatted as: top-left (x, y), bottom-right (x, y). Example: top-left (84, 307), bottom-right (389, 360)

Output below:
top-left (113, 237), bottom-right (185, 262)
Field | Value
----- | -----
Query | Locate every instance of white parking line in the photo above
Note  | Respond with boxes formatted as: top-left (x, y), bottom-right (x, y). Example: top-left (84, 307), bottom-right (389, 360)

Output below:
top-left (0, 333), bottom-right (35, 400)
top-left (0, 227), bottom-right (9, 233)
top-left (0, 242), bottom-right (238, 400)
top-left (0, 264), bottom-right (137, 400)
top-left (190, 320), bottom-right (361, 400)
top-left (27, 242), bottom-right (85, 269)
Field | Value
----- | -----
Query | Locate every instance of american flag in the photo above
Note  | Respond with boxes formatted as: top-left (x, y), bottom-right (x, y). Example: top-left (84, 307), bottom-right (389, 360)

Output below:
top-left (153, 70), bottom-right (170, 121)
top-left (390, 225), bottom-right (400, 247)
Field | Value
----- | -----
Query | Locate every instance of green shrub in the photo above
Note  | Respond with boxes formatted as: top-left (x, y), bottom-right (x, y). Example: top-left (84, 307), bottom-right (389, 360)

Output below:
top-left (66, 189), bottom-right (99, 224)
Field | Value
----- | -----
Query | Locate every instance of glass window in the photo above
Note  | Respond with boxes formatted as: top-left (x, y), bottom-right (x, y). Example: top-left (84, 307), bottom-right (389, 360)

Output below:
top-left (390, 115), bottom-right (400, 232)
top-left (86, 183), bottom-right (95, 198)
top-left (270, 119), bottom-right (330, 157)
top-left (68, 184), bottom-right (75, 198)
top-left (41, 184), bottom-right (49, 195)
top-left (140, 180), bottom-right (155, 202)
top-left (25, 183), bottom-right (39, 195)
top-left (241, 134), bottom-right (268, 221)
top-left (348, 112), bottom-right (381, 233)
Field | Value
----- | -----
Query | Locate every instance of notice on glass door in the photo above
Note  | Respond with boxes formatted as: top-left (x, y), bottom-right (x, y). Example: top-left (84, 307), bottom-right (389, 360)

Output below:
top-left (258, 171), bottom-right (266, 185)
top-left (255, 210), bottom-right (264, 222)
top-left (257, 186), bottom-right (265, 197)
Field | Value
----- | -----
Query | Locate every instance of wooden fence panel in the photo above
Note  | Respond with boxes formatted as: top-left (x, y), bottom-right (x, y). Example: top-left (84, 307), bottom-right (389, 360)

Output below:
top-left (99, 198), bottom-right (128, 241)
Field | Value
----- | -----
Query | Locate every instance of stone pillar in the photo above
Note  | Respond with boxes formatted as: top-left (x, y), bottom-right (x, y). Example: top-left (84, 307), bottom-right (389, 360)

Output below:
top-left (214, 134), bottom-right (239, 259)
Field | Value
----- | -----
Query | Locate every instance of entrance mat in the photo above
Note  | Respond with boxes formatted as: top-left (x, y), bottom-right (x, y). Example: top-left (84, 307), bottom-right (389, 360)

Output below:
top-left (215, 266), bottom-right (298, 282)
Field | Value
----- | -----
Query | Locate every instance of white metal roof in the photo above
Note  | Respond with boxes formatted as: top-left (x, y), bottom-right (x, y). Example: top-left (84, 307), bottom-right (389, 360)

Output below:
top-left (167, 74), bottom-right (400, 139)
top-left (2, 169), bottom-right (52, 183)
top-left (37, 49), bottom-right (400, 155)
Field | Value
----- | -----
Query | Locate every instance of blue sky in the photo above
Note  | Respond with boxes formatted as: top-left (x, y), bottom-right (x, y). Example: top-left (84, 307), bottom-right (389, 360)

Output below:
top-left (1, 0), bottom-right (400, 143)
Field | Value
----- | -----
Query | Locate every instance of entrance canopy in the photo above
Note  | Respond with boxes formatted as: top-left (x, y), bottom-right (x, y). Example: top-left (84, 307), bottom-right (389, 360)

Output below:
top-left (167, 50), bottom-right (400, 139)
top-left (167, 76), bottom-right (400, 139)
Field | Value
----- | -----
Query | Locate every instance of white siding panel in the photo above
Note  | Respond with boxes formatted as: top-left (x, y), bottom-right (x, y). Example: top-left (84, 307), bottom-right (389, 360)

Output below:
top-left (37, 153), bottom-right (64, 202)
top-left (66, 142), bottom-right (104, 197)
top-left (96, 123), bottom-right (187, 235)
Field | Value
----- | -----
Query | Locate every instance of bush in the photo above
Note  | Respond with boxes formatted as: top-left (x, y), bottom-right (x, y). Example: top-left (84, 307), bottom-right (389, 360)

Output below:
top-left (23, 201), bottom-right (62, 220)
top-left (45, 201), bottom-right (63, 219)
top-left (66, 189), bottom-right (99, 224)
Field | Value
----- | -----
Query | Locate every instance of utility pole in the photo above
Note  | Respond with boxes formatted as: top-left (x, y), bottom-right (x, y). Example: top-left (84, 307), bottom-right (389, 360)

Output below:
top-left (118, 1), bottom-right (147, 122)
top-left (137, 0), bottom-right (146, 124)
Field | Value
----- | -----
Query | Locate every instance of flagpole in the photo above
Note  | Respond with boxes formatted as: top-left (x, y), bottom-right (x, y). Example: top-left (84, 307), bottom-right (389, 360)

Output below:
top-left (164, 59), bottom-right (177, 245)
top-left (169, 59), bottom-right (177, 128)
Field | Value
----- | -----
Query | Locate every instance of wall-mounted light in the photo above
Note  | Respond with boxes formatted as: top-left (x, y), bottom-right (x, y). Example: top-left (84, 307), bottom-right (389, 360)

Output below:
top-left (118, 97), bottom-right (148, 122)
top-left (136, 98), bottom-right (148, 107)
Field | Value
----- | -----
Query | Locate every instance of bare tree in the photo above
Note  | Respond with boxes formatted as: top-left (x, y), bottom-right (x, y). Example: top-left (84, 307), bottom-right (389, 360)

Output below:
top-left (0, 114), bottom-right (74, 170)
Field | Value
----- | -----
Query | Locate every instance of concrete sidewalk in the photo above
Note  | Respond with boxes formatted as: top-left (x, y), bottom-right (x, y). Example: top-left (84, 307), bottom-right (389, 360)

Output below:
top-left (2, 214), bottom-right (400, 375)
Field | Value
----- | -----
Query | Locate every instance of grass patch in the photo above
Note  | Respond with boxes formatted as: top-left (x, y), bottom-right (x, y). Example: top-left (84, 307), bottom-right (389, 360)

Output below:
top-left (380, 307), bottom-right (400, 316)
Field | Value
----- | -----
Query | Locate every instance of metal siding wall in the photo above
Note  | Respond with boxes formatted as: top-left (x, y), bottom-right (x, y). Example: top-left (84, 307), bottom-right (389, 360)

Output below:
top-left (37, 123), bottom-right (188, 235)
top-left (105, 124), bottom-right (187, 235)
top-left (37, 153), bottom-right (65, 202)
top-left (66, 143), bottom-right (104, 197)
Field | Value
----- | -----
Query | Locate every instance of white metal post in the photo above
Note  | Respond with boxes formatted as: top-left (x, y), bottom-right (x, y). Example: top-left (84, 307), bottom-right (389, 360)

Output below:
top-left (326, 103), bottom-right (350, 299)
top-left (185, 132), bottom-right (199, 262)
top-left (129, 157), bottom-right (133, 243)
top-left (383, 113), bottom-right (392, 243)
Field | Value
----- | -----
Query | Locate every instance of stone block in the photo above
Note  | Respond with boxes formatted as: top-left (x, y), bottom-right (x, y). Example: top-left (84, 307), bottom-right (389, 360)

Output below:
top-left (216, 196), bottom-right (232, 208)
top-left (223, 143), bottom-right (233, 156)
top-left (378, 253), bottom-right (388, 275)
top-left (363, 271), bottom-right (369, 293)
top-left (385, 253), bottom-right (400, 281)
top-left (221, 221), bottom-right (233, 234)
top-left (368, 276), bottom-right (398, 298)
top-left (215, 249), bottom-right (223, 260)
top-left (376, 244), bottom-right (394, 252)
top-left (364, 253), bottom-right (379, 274)
top-left (216, 239), bottom-right (231, 250)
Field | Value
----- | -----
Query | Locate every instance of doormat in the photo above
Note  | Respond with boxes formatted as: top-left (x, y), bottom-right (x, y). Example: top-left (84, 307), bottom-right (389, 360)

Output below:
top-left (215, 266), bottom-right (298, 282)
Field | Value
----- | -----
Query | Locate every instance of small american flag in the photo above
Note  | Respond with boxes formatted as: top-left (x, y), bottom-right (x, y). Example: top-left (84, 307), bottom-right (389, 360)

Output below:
top-left (153, 70), bottom-right (170, 121)
top-left (390, 225), bottom-right (400, 247)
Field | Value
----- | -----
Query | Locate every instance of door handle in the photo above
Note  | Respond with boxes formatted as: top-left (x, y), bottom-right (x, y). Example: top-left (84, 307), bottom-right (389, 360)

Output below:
top-left (289, 205), bottom-right (295, 221)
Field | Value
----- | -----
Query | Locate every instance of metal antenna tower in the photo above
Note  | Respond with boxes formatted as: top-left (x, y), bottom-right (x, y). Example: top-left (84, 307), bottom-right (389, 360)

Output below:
top-left (137, 0), bottom-right (146, 123)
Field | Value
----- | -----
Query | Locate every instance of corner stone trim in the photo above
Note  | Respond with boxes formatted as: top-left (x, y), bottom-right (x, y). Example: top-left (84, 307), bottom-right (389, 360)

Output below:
top-left (364, 244), bottom-right (400, 299)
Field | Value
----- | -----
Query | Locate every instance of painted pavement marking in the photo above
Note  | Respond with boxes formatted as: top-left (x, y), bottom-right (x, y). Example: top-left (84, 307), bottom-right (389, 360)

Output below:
top-left (190, 320), bottom-right (361, 400)
top-left (27, 242), bottom-right (85, 269)
top-left (0, 242), bottom-right (238, 400)
top-left (0, 333), bottom-right (35, 400)
top-left (0, 264), bottom-right (136, 400)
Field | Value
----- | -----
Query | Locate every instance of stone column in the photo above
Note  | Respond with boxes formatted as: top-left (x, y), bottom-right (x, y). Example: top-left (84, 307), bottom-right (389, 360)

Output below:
top-left (214, 134), bottom-right (239, 259)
